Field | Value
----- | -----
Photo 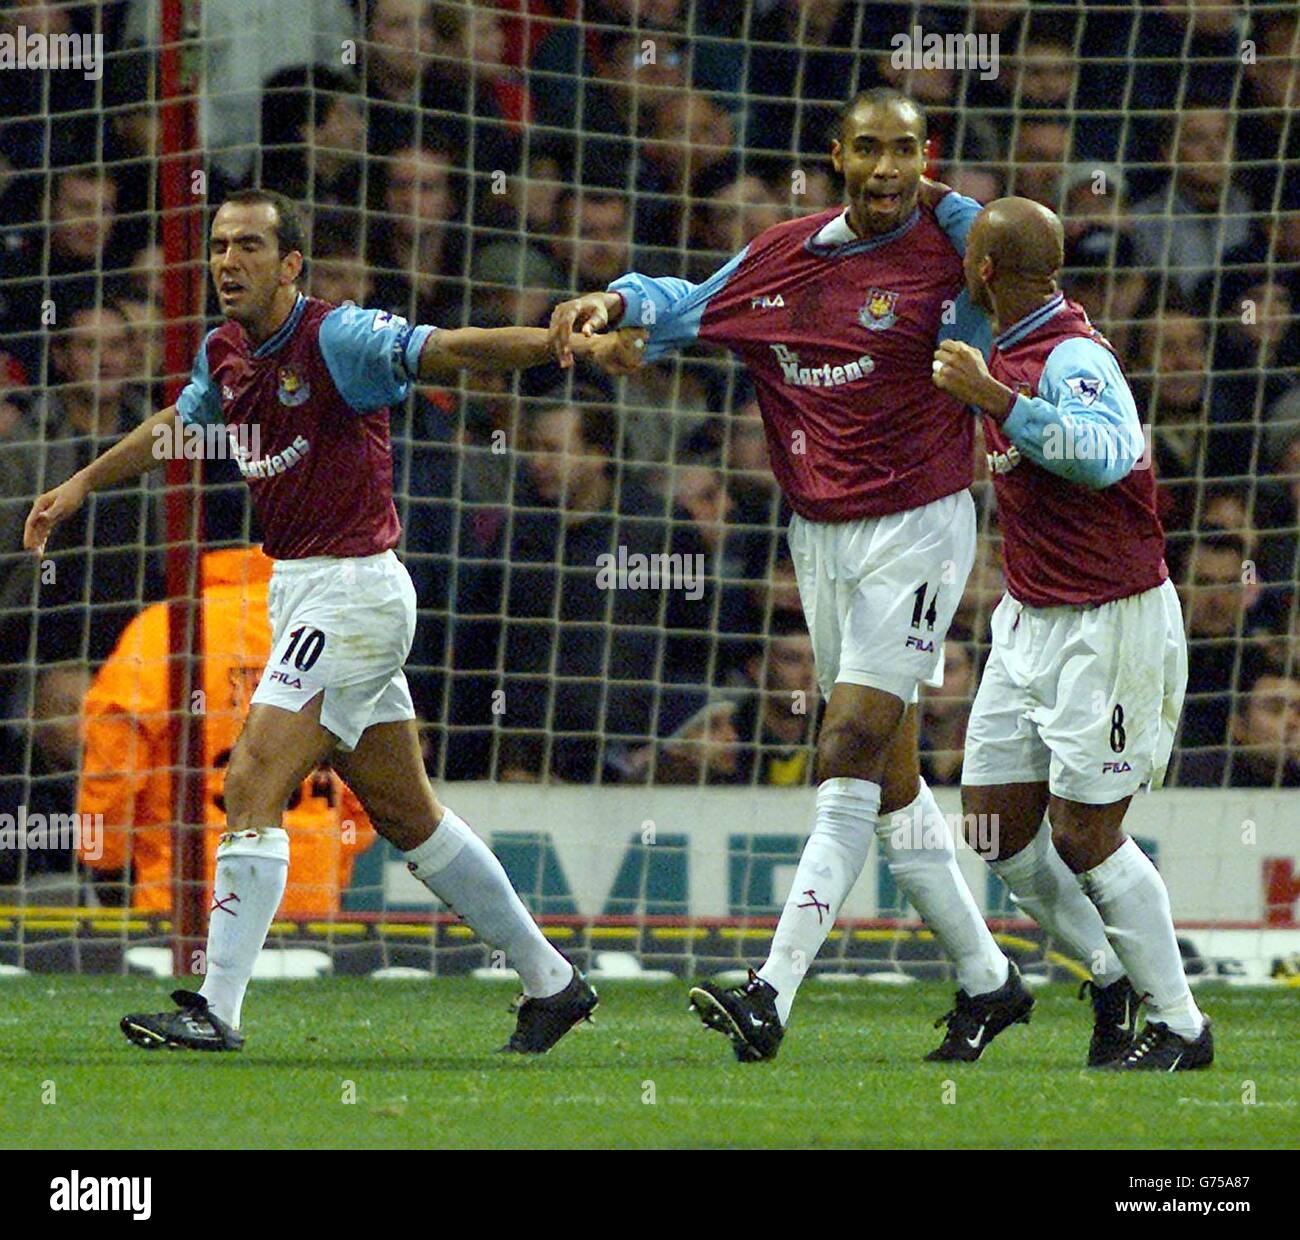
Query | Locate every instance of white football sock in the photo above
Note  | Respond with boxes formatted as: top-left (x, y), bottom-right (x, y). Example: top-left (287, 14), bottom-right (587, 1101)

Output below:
top-left (404, 806), bottom-right (572, 998)
top-left (198, 826), bottom-right (289, 1029)
top-left (878, 779), bottom-right (1008, 997)
top-left (1078, 837), bottom-right (1204, 1039)
top-left (989, 819), bottom-right (1125, 988)
top-left (758, 777), bottom-right (877, 1024)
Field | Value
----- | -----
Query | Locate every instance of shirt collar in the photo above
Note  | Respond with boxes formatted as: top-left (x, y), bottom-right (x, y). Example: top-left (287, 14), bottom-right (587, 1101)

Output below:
top-left (993, 293), bottom-right (1066, 351)
top-left (806, 206), bottom-right (920, 257)
top-left (253, 293), bottom-right (306, 358)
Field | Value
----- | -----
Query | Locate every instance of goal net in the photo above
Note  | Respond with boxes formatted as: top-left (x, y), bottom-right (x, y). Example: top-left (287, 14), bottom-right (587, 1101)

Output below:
top-left (0, 0), bottom-right (1297, 988)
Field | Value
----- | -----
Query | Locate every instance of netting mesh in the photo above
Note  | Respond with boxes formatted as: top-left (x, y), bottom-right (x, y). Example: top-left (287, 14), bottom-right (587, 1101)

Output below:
top-left (0, 1), bottom-right (1297, 978)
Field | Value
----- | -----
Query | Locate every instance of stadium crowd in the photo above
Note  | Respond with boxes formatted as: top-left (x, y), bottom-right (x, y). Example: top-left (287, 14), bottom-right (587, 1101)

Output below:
top-left (2, 0), bottom-right (1299, 898)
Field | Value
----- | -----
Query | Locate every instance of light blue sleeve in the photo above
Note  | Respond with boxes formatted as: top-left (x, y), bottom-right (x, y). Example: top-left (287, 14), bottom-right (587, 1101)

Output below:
top-left (1000, 337), bottom-right (1144, 489)
top-left (934, 191), bottom-right (982, 257)
top-left (937, 289), bottom-right (992, 360)
top-left (175, 331), bottom-right (223, 426)
top-left (317, 304), bottom-right (437, 411)
top-left (607, 246), bottom-right (749, 362)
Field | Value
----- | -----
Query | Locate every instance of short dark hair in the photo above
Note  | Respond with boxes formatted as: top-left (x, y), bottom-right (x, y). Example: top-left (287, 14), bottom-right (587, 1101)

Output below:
top-left (261, 64), bottom-right (359, 145)
top-left (839, 88), bottom-right (927, 143)
top-left (220, 189), bottom-right (306, 263)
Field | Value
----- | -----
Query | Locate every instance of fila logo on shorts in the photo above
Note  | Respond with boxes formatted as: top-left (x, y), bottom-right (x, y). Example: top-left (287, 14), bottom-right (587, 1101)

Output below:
top-left (750, 294), bottom-right (785, 309)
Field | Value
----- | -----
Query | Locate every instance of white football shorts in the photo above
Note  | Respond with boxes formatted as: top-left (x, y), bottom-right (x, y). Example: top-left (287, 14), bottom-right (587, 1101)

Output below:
top-left (251, 549), bottom-right (417, 751)
top-left (962, 578), bottom-right (1187, 804)
top-left (786, 488), bottom-right (977, 705)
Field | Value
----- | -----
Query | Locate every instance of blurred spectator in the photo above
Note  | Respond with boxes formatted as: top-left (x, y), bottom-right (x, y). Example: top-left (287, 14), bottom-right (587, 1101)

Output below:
top-left (1060, 163), bottom-right (1127, 243)
top-left (689, 174), bottom-right (786, 282)
top-left (455, 395), bottom-right (711, 781)
top-left (1, 166), bottom-right (125, 378)
top-left (1135, 303), bottom-right (1248, 550)
top-left (943, 166), bottom-right (1004, 207)
top-left (469, 239), bottom-right (564, 328)
top-left (1060, 228), bottom-right (1148, 360)
top-left (728, 619), bottom-right (819, 786)
top-left (77, 546), bottom-right (376, 913)
top-left (1235, 8), bottom-right (1299, 209)
top-left (0, 662), bottom-right (91, 898)
top-left (1205, 266), bottom-right (1300, 430)
top-left (1129, 107), bottom-right (1255, 299)
top-left (529, 0), bottom-right (687, 153)
top-left (919, 639), bottom-right (977, 787)
top-left (368, 141), bottom-right (464, 324)
top-left (633, 91), bottom-right (738, 256)
top-left (422, 0), bottom-right (527, 203)
top-left (101, 46), bottom-right (161, 255)
top-left (309, 210), bottom-right (372, 307)
top-left (549, 188), bottom-right (633, 292)
top-left (359, 0), bottom-right (435, 155)
top-left (0, 301), bottom-right (159, 676)
top-left (1177, 531), bottom-right (1263, 754)
top-left (1176, 656), bottom-right (1300, 788)
top-left (1126, 0), bottom-right (1242, 136)
top-left (641, 698), bottom-right (742, 785)
top-left (124, 0), bottom-right (357, 182)
top-left (742, 0), bottom-right (863, 178)
top-left (260, 65), bottom-right (365, 208)
top-left (1009, 113), bottom-right (1071, 209)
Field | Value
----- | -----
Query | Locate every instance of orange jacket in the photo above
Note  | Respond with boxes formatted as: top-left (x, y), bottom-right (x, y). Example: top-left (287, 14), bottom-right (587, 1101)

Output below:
top-left (78, 546), bottom-right (376, 915)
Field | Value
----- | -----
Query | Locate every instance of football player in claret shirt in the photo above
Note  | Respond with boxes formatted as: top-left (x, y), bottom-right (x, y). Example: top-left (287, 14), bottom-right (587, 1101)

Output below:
top-left (561, 89), bottom-right (1033, 1064)
top-left (931, 197), bottom-right (1212, 1071)
top-left (24, 189), bottom-right (636, 1054)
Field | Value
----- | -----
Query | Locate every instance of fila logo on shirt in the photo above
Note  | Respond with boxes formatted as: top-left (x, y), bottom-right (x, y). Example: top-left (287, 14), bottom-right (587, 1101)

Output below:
top-left (770, 343), bottom-right (875, 388)
top-left (750, 294), bottom-right (785, 309)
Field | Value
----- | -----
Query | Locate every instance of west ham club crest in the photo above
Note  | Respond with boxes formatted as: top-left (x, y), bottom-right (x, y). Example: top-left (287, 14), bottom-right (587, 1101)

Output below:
top-left (858, 288), bottom-right (899, 331)
top-left (277, 366), bottom-right (310, 406)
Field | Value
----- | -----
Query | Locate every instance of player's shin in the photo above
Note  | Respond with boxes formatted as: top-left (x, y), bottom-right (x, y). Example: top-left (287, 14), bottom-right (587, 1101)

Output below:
top-left (756, 777), bottom-right (877, 1024)
top-left (1077, 838), bottom-right (1205, 1040)
top-left (198, 827), bottom-right (290, 1029)
top-left (989, 819), bottom-right (1124, 987)
top-left (403, 807), bottom-right (572, 998)
top-left (877, 780), bottom-right (1008, 996)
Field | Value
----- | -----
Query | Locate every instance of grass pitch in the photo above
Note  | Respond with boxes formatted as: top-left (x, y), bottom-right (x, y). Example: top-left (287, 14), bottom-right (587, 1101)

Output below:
top-left (1, 977), bottom-right (1296, 1149)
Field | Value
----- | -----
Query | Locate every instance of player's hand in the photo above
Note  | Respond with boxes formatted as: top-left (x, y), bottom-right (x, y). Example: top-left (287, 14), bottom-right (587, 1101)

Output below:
top-left (931, 340), bottom-right (1011, 415)
top-left (23, 475), bottom-right (89, 555)
top-left (917, 176), bottom-right (952, 210)
top-left (549, 291), bottom-right (622, 368)
top-left (575, 328), bottom-right (647, 375)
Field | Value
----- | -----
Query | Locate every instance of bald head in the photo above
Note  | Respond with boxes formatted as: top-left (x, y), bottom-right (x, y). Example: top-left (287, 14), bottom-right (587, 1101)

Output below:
top-left (973, 197), bottom-right (1064, 277)
top-left (963, 196), bottom-right (1064, 320)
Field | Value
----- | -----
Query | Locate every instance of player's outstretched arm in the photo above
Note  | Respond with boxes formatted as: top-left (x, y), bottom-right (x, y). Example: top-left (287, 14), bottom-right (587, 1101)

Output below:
top-left (23, 405), bottom-right (179, 554)
top-left (417, 322), bottom-right (647, 377)
top-left (416, 325), bottom-right (558, 378)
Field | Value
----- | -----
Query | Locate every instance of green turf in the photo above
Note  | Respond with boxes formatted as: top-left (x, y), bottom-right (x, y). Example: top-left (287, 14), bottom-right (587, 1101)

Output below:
top-left (1, 977), bottom-right (1296, 1149)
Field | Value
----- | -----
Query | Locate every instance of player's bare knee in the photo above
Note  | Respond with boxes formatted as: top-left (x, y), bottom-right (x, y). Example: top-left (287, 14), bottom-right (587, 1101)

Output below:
top-left (223, 744), bottom-right (292, 826)
top-left (816, 717), bottom-right (890, 782)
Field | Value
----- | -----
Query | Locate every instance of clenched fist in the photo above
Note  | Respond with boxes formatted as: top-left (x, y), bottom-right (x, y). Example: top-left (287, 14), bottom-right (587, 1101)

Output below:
top-left (931, 340), bottom-right (1014, 418)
